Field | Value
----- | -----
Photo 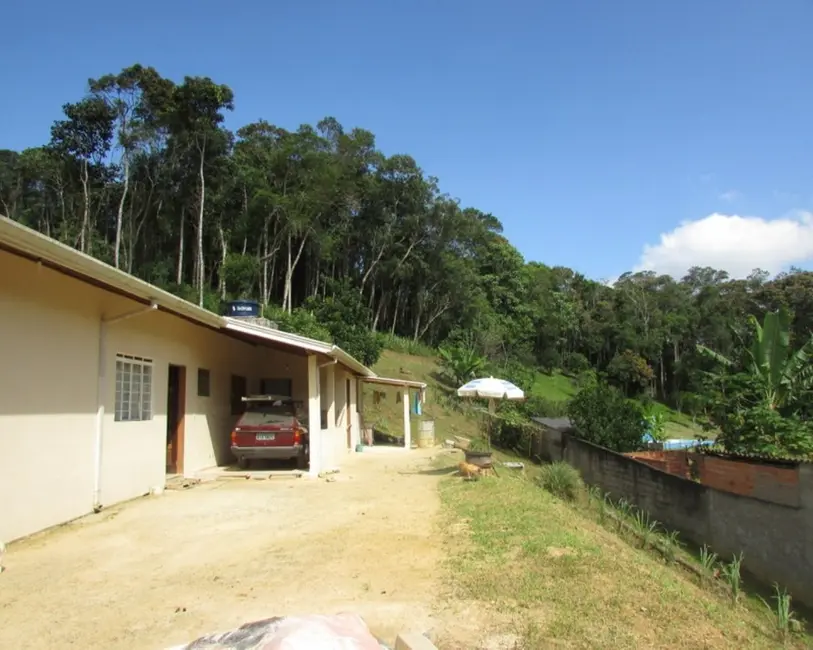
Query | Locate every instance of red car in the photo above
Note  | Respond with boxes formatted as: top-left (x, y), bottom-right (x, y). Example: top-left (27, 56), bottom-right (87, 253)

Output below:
top-left (230, 396), bottom-right (309, 470)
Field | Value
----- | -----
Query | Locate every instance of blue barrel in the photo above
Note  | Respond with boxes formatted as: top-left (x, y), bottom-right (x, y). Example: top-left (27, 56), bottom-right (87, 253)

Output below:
top-left (226, 300), bottom-right (260, 318)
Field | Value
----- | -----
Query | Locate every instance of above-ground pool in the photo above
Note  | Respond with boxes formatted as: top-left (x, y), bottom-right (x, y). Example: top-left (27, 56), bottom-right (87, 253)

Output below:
top-left (661, 438), bottom-right (713, 450)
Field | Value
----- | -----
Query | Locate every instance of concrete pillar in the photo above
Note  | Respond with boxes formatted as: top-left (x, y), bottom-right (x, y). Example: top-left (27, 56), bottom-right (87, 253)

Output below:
top-left (324, 363), bottom-right (336, 467)
top-left (326, 363), bottom-right (336, 429)
top-left (306, 355), bottom-right (321, 477)
top-left (403, 386), bottom-right (411, 450)
top-left (349, 376), bottom-right (358, 449)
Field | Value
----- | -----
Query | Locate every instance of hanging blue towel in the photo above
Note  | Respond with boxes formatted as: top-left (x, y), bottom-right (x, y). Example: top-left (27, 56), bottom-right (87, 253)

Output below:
top-left (412, 391), bottom-right (422, 416)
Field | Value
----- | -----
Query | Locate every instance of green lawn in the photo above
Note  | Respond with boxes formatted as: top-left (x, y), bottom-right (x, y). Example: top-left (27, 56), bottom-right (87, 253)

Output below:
top-left (438, 457), bottom-right (810, 649)
top-left (530, 371), bottom-right (577, 401)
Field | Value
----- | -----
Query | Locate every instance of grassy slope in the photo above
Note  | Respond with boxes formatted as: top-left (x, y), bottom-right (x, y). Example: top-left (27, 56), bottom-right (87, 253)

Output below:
top-left (368, 349), bottom-right (706, 440)
top-left (370, 350), bottom-right (807, 647)
top-left (438, 462), bottom-right (810, 649)
top-left (364, 350), bottom-right (481, 441)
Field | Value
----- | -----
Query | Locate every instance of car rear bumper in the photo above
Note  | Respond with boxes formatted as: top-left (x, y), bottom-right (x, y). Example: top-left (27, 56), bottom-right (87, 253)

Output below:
top-left (231, 445), bottom-right (305, 460)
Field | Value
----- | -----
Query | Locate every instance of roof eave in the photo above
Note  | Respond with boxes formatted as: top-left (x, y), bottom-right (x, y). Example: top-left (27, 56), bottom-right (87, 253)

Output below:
top-left (0, 216), bottom-right (223, 329)
top-left (1, 216), bottom-right (378, 378)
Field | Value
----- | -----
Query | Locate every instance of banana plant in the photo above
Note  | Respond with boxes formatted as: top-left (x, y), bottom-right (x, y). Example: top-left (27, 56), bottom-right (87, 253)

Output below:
top-left (697, 307), bottom-right (813, 410)
top-left (437, 345), bottom-right (486, 386)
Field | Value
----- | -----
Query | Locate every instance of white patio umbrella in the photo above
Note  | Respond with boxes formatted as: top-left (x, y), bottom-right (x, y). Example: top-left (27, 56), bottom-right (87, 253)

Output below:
top-left (457, 376), bottom-right (525, 414)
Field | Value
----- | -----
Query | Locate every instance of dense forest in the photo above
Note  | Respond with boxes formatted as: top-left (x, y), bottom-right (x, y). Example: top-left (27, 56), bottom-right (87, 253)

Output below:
top-left (3, 64), bottom-right (813, 435)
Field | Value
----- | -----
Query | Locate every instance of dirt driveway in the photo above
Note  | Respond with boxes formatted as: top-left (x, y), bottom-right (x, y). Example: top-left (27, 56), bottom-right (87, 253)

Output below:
top-left (0, 448), bottom-right (456, 649)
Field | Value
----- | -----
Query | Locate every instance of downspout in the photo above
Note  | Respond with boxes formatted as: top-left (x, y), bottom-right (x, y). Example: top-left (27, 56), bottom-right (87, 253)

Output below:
top-left (93, 302), bottom-right (158, 511)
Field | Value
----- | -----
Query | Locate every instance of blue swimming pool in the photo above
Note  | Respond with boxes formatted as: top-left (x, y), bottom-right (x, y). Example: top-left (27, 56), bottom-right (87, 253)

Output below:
top-left (661, 438), bottom-right (713, 450)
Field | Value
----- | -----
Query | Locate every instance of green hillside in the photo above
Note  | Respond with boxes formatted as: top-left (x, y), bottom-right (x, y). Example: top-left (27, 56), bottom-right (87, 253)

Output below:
top-left (365, 349), bottom-right (705, 442)
top-left (363, 350), bottom-right (479, 443)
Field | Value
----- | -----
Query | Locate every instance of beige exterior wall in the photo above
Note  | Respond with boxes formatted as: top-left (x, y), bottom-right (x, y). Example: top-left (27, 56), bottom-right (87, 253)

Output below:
top-left (313, 365), bottom-right (361, 470)
top-left (0, 250), bottom-right (316, 542)
top-left (0, 253), bottom-right (99, 543)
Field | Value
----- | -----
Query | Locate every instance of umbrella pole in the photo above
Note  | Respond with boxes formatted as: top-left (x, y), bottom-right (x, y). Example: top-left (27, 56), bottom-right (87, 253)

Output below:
top-left (488, 398), bottom-right (495, 415)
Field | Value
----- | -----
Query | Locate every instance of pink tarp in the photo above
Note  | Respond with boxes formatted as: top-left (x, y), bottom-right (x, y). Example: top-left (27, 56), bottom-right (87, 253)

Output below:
top-left (166, 613), bottom-right (390, 650)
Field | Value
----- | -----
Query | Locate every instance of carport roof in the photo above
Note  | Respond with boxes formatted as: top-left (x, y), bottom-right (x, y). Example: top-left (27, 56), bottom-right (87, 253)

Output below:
top-left (362, 376), bottom-right (427, 389)
top-left (0, 216), bottom-right (380, 377)
top-left (223, 317), bottom-right (373, 377)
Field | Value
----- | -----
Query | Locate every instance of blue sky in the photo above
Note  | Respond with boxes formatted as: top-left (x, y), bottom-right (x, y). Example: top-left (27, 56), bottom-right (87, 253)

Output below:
top-left (3, 0), bottom-right (813, 281)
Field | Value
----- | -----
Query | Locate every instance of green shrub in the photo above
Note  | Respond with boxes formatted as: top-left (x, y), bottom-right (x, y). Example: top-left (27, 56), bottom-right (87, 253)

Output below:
top-left (538, 462), bottom-right (584, 501)
top-left (567, 381), bottom-right (647, 452)
top-left (523, 395), bottom-right (569, 418)
top-left (467, 437), bottom-right (491, 452)
top-left (264, 305), bottom-right (333, 343)
top-left (301, 279), bottom-right (384, 366)
top-left (717, 403), bottom-right (813, 458)
top-left (562, 351), bottom-right (591, 375)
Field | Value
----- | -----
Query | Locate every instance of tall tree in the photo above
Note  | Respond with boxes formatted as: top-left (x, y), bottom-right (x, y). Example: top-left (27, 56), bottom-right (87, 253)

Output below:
top-left (49, 97), bottom-right (115, 253)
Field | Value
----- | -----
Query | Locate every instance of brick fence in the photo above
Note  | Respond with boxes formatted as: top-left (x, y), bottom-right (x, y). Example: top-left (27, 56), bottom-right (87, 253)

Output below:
top-left (533, 427), bottom-right (813, 607)
top-left (626, 450), bottom-right (691, 479)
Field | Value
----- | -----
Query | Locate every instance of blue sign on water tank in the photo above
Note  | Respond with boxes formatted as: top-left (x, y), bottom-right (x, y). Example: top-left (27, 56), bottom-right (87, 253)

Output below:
top-left (226, 300), bottom-right (260, 318)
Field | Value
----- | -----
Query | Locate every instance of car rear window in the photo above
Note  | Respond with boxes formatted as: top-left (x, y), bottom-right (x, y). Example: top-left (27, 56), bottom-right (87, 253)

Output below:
top-left (239, 402), bottom-right (296, 426)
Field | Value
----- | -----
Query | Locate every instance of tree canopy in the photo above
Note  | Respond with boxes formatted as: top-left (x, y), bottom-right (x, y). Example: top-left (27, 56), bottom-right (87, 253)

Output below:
top-left (4, 63), bottom-right (813, 422)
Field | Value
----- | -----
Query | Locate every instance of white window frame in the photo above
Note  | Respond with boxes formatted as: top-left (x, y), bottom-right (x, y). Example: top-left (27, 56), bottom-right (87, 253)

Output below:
top-left (115, 354), bottom-right (153, 422)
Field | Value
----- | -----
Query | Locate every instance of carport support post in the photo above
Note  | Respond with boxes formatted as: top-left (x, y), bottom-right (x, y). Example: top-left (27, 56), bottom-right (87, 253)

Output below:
top-left (403, 386), bottom-right (411, 450)
top-left (326, 363), bottom-right (336, 432)
top-left (306, 354), bottom-right (321, 477)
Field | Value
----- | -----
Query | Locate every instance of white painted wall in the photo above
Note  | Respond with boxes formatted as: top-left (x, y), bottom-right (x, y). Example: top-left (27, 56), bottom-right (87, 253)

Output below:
top-left (0, 249), bottom-right (324, 542)
top-left (0, 252), bottom-right (99, 543)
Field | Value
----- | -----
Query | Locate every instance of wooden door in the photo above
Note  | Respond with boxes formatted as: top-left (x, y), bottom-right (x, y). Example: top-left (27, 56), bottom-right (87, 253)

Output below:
top-left (166, 365), bottom-right (186, 474)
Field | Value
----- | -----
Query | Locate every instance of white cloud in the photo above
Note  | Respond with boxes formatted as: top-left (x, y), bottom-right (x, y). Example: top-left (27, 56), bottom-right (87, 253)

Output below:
top-left (718, 189), bottom-right (740, 202)
top-left (634, 211), bottom-right (813, 279)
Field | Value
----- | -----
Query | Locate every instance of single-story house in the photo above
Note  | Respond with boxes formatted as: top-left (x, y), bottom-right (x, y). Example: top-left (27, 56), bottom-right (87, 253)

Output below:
top-left (0, 216), bottom-right (425, 543)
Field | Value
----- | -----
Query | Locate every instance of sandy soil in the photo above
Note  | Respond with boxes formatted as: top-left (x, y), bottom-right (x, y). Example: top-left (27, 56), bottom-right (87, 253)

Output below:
top-left (0, 448), bottom-right (462, 649)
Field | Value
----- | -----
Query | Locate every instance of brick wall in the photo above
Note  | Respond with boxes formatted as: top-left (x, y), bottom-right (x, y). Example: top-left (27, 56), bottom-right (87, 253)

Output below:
top-left (626, 450), bottom-right (691, 479)
top-left (696, 455), bottom-right (800, 507)
top-left (536, 429), bottom-right (813, 607)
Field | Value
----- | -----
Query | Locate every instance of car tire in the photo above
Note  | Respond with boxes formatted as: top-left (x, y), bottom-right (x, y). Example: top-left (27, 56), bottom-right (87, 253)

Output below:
top-left (237, 456), bottom-right (249, 470)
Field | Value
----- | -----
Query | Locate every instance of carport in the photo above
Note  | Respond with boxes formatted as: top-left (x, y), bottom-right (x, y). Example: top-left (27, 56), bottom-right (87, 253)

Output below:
top-left (360, 376), bottom-right (428, 449)
top-left (219, 317), bottom-right (425, 475)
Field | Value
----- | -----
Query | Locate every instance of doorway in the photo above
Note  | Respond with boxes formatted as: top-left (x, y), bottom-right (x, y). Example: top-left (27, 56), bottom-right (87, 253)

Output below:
top-left (166, 364), bottom-right (186, 474)
top-left (346, 378), bottom-right (352, 449)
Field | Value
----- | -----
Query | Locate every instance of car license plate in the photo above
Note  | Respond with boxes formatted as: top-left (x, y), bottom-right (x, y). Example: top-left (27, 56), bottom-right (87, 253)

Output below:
top-left (256, 433), bottom-right (275, 441)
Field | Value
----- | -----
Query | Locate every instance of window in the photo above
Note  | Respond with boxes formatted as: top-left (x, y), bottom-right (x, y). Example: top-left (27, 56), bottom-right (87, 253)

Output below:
top-left (197, 368), bottom-right (211, 397)
top-left (115, 354), bottom-right (153, 422)
top-left (260, 378), bottom-right (292, 397)
top-left (231, 375), bottom-right (247, 415)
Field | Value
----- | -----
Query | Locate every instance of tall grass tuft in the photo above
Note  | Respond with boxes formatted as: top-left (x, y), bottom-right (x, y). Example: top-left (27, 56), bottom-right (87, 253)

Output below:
top-left (720, 552), bottom-right (744, 603)
top-left (661, 530), bottom-right (682, 563)
top-left (615, 499), bottom-right (633, 533)
top-left (760, 583), bottom-right (800, 642)
top-left (631, 509), bottom-right (659, 548)
top-left (538, 462), bottom-right (584, 502)
top-left (699, 545), bottom-right (718, 585)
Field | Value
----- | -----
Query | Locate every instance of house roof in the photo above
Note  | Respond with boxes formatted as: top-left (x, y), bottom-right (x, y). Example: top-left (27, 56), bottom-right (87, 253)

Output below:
top-left (0, 215), bottom-right (383, 378)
